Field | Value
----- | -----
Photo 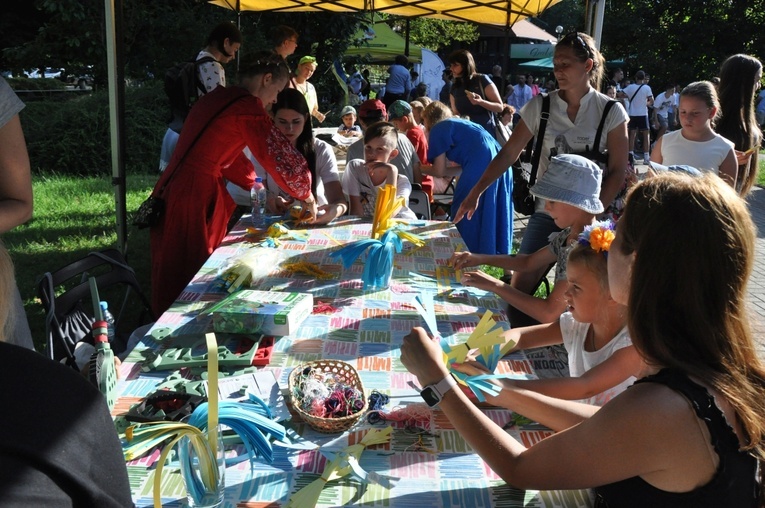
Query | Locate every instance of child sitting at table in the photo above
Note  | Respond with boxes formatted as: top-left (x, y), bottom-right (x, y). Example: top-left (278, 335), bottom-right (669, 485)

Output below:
top-left (388, 100), bottom-right (433, 200)
top-left (337, 105), bottom-right (362, 137)
top-left (486, 222), bottom-right (642, 406)
top-left (451, 154), bottom-right (604, 327)
top-left (342, 121), bottom-right (417, 219)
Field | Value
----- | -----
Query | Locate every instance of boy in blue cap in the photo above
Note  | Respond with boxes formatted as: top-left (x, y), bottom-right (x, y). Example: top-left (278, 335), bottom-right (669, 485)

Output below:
top-left (451, 154), bottom-right (604, 326)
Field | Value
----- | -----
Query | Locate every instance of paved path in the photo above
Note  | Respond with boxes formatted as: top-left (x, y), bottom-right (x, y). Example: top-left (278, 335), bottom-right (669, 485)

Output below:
top-left (746, 186), bottom-right (765, 360)
top-left (513, 182), bottom-right (765, 361)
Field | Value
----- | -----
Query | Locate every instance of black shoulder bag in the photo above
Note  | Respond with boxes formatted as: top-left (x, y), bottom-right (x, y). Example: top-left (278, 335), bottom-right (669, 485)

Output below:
top-left (133, 93), bottom-right (245, 229)
top-left (512, 94), bottom-right (550, 216)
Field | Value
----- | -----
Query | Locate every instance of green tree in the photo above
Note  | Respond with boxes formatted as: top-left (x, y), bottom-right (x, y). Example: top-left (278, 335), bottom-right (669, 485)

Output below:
top-left (390, 18), bottom-right (479, 52)
top-left (600, 0), bottom-right (765, 86)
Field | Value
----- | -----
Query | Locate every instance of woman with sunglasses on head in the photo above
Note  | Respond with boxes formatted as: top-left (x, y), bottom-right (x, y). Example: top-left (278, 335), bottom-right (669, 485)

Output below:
top-left (453, 32), bottom-right (629, 327)
top-left (150, 51), bottom-right (316, 316)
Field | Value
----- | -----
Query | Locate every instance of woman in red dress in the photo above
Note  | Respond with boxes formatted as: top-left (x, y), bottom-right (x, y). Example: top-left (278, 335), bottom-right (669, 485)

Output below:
top-left (150, 52), bottom-right (316, 315)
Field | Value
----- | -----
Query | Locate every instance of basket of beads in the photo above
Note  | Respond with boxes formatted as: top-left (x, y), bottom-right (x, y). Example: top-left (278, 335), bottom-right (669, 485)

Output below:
top-left (288, 360), bottom-right (368, 433)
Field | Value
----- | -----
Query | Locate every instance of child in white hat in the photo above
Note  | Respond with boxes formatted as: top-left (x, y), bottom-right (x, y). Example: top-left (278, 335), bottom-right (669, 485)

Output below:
top-left (451, 154), bottom-right (605, 327)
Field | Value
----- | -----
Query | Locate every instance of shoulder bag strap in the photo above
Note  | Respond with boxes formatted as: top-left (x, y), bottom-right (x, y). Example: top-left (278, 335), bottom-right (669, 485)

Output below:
top-left (154, 93), bottom-right (245, 198)
top-left (591, 100), bottom-right (617, 153)
top-left (529, 93), bottom-right (550, 185)
top-left (628, 83), bottom-right (644, 104)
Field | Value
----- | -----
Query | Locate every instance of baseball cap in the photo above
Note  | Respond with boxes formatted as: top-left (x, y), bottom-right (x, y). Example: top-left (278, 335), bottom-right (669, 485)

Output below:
top-left (648, 161), bottom-right (702, 177)
top-left (388, 100), bottom-right (412, 120)
top-left (340, 105), bottom-right (356, 117)
top-left (530, 154), bottom-right (604, 214)
top-left (359, 99), bottom-right (386, 119)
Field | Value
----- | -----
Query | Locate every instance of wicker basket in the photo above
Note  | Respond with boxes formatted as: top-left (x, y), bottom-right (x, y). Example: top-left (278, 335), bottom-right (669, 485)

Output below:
top-left (288, 360), bottom-right (368, 433)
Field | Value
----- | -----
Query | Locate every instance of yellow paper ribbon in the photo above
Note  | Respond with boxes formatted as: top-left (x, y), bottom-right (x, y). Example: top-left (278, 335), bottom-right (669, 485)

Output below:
top-left (285, 426), bottom-right (393, 508)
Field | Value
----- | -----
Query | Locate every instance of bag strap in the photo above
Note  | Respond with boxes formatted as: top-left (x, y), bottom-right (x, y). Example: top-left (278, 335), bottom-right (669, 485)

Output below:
top-left (591, 100), bottom-right (617, 154)
top-left (194, 56), bottom-right (216, 96)
top-left (628, 83), bottom-right (644, 104)
top-left (529, 93), bottom-right (550, 186)
top-left (153, 92), bottom-right (245, 198)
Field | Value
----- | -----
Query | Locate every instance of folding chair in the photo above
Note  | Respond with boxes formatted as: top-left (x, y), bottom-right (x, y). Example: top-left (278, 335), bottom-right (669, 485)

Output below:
top-left (408, 186), bottom-right (431, 220)
top-left (432, 176), bottom-right (456, 220)
top-left (37, 249), bottom-right (155, 367)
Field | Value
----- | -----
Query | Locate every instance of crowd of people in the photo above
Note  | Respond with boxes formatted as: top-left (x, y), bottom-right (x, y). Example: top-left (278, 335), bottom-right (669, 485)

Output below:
top-left (1, 17), bottom-right (764, 506)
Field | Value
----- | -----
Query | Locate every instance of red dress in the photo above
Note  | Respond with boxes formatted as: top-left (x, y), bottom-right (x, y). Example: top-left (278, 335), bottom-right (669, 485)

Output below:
top-left (150, 86), bottom-right (311, 315)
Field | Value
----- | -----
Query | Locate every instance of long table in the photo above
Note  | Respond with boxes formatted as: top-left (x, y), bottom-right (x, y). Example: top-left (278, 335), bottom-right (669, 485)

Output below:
top-left (114, 217), bottom-right (591, 507)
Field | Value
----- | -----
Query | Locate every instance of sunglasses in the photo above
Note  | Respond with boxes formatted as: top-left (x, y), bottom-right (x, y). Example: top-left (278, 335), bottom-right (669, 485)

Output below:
top-left (561, 32), bottom-right (593, 60)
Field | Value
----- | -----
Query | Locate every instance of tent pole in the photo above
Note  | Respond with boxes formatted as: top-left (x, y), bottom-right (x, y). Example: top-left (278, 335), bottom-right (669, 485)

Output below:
top-left (404, 18), bottom-right (410, 57)
top-left (104, 0), bottom-right (128, 256)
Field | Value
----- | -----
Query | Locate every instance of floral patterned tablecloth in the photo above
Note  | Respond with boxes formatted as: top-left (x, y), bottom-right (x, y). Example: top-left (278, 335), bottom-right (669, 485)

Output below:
top-left (114, 217), bottom-right (591, 508)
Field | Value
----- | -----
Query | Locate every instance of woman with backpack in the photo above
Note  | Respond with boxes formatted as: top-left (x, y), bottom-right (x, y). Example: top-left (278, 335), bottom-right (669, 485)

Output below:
top-left (453, 32), bottom-right (630, 327)
top-left (150, 52), bottom-right (315, 316)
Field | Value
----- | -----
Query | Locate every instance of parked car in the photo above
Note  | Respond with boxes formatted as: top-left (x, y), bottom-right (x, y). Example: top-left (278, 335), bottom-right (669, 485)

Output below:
top-left (26, 67), bottom-right (64, 79)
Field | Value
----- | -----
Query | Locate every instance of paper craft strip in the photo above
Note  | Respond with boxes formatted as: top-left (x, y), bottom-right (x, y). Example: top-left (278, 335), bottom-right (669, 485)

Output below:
top-left (371, 184), bottom-right (404, 239)
top-left (328, 230), bottom-right (403, 290)
top-left (186, 400), bottom-right (286, 467)
top-left (408, 291), bottom-right (439, 339)
top-left (285, 426), bottom-right (393, 508)
top-left (442, 310), bottom-right (505, 364)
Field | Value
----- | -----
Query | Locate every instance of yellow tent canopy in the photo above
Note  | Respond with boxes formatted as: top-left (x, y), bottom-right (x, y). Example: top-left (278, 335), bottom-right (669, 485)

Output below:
top-left (345, 22), bottom-right (422, 63)
top-left (208, 0), bottom-right (562, 28)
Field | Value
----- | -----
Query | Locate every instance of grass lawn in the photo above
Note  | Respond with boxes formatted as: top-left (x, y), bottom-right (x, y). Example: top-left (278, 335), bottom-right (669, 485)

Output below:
top-left (5, 173), bottom-right (157, 352)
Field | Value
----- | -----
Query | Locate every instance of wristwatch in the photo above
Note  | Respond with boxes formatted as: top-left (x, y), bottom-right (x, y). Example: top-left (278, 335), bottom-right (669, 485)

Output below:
top-left (420, 375), bottom-right (457, 407)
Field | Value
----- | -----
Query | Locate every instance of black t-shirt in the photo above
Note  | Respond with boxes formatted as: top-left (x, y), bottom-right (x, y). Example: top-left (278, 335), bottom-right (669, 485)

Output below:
top-left (0, 342), bottom-right (133, 507)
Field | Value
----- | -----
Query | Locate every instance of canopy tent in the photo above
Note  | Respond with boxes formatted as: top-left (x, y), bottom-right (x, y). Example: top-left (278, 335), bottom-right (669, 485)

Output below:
top-left (345, 22), bottom-right (422, 63)
top-left (103, 0), bottom-right (563, 254)
top-left (208, 0), bottom-right (562, 28)
top-left (518, 56), bottom-right (553, 70)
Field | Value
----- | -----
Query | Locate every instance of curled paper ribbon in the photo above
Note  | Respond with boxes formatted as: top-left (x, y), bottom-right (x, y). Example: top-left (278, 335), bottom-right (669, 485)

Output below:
top-left (328, 230), bottom-right (403, 290)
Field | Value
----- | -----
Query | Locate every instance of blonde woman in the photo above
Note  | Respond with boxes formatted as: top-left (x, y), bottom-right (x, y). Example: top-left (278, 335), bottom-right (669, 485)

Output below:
top-left (292, 56), bottom-right (325, 123)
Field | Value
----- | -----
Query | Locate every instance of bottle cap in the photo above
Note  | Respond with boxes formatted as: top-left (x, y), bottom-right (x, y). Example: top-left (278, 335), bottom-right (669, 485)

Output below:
top-left (100, 301), bottom-right (109, 311)
top-left (255, 177), bottom-right (263, 183)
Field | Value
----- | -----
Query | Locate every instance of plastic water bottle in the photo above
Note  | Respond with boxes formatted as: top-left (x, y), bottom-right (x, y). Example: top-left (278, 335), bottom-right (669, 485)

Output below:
top-left (250, 177), bottom-right (267, 228)
top-left (100, 301), bottom-right (116, 343)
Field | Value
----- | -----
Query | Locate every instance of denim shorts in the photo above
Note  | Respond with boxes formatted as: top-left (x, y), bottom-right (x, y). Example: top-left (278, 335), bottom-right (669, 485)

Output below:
top-left (518, 211), bottom-right (562, 255)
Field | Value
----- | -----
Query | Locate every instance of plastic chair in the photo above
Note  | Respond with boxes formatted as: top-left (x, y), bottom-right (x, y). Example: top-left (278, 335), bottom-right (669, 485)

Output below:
top-left (37, 249), bottom-right (154, 367)
top-left (408, 187), bottom-right (431, 220)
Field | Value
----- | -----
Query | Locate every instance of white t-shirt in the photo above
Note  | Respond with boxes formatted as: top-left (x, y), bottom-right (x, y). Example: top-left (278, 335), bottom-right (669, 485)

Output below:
top-left (622, 82), bottom-right (653, 116)
top-left (346, 132), bottom-right (419, 183)
top-left (520, 88), bottom-right (629, 188)
top-left (559, 312), bottom-right (635, 406)
top-left (226, 139), bottom-right (339, 207)
top-left (342, 159), bottom-right (416, 220)
top-left (659, 130), bottom-right (735, 175)
top-left (652, 91), bottom-right (674, 119)
top-left (196, 50), bottom-right (225, 92)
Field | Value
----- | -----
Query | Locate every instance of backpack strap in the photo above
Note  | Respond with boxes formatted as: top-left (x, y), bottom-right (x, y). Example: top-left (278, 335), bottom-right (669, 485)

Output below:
top-left (194, 56), bottom-right (216, 95)
top-left (529, 93), bottom-right (550, 186)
